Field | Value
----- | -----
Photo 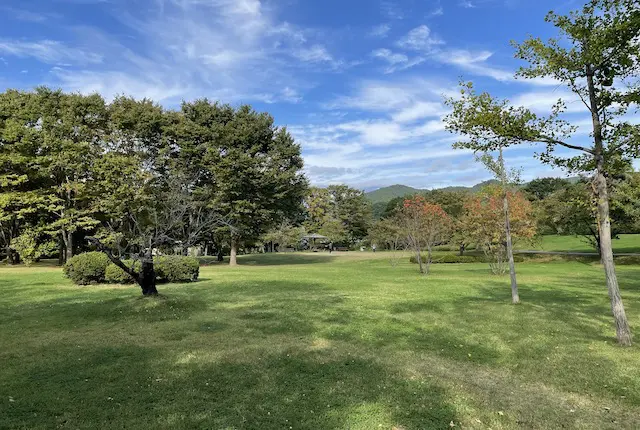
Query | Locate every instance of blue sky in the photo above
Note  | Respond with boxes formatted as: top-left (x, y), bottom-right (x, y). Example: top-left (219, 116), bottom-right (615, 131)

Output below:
top-left (0, 0), bottom-right (615, 190)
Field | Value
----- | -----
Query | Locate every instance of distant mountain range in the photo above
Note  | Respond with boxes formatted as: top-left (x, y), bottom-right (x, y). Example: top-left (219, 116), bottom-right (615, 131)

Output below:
top-left (365, 180), bottom-right (499, 204)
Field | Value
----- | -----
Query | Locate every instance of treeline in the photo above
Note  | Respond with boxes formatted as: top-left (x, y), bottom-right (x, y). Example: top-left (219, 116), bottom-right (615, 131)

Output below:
top-left (0, 88), bottom-right (308, 292)
top-left (371, 173), bottom-right (640, 254)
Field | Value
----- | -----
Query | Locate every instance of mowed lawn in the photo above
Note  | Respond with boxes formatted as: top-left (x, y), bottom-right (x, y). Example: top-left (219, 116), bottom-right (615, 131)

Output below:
top-left (519, 234), bottom-right (640, 254)
top-left (1, 253), bottom-right (640, 429)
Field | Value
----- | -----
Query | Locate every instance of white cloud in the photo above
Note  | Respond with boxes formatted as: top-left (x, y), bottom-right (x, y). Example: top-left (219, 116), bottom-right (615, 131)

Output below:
top-left (369, 24), bottom-right (391, 38)
top-left (15, 0), bottom-right (343, 104)
top-left (397, 25), bottom-right (444, 51)
top-left (0, 39), bottom-right (103, 66)
top-left (511, 90), bottom-right (588, 114)
top-left (392, 101), bottom-right (445, 122)
top-left (436, 49), bottom-right (513, 81)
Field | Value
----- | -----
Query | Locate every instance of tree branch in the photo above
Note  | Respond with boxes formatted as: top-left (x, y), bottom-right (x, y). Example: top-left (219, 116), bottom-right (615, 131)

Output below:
top-left (86, 236), bottom-right (139, 281)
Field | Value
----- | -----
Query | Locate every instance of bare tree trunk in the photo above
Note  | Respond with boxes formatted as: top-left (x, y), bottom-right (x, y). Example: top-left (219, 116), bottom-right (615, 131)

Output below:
top-left (595, 169), bottom-right (631, 345)
top-left (459, 244), bottom-right (465, 256)
top-left (586, 69), bottom-right (632, 345)
top-left (415, 244), bottom-right (425, 274)
top-left (65, 230), bottom-right (74, 262)
top-left (58, 235), bottom-right (65, 265)
top-left (229, 236), bottom-right (238, 266)
top-left (503, 192), bottom-right (519, 304)
top-left (139, 254), bottom-right (158, 296)
top-left (217, 248), bottom-right (224, 262)
top-left (425, 244), bottom-right (433, 275)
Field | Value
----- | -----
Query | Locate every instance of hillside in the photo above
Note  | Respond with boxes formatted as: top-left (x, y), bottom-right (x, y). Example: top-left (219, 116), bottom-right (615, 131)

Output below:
top-left (365, 184), bottom-right (423, 204)
top-left (365, 180), bottom-right (499, 204)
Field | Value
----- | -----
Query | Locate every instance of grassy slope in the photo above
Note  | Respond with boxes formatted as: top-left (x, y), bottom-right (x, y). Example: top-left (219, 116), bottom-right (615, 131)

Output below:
top-left (522, 234), bottom-right (640, 254)
top-left (1, 253), bottom-right (640, 429)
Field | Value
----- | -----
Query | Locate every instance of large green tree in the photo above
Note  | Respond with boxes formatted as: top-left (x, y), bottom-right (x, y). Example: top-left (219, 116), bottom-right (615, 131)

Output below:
top-left (186, 101), bottom-right (307, 266)
top-left (445, 0), bottom-right (639, 345)
top-left (304, 185), bottom-right (372, 245)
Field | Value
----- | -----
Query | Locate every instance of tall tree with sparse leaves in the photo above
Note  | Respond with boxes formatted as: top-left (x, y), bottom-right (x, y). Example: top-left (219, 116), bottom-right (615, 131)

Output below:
top-left (445, 0), bottom-right (639, 345)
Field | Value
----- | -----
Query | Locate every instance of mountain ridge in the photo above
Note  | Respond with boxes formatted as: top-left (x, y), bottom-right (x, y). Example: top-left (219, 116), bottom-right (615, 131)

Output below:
top-left (365, 180), bottom-right (499, 204)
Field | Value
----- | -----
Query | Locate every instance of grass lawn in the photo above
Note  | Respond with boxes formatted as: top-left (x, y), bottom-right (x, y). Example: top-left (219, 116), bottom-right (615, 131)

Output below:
top-left (519, 234), bottom-right (640, 254)
top-left (2, 252), bottom-right (640, 429)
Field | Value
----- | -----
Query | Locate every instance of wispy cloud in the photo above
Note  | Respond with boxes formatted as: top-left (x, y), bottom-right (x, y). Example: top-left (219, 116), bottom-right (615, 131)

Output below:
top-left (0, 39), bottom-right (103, 66)
top-left (9, 0), bottom-right (346, 103)
top-left (369, 24), bottom-right (391, 38)
top-left (397, 25), bottom-right (444, 51)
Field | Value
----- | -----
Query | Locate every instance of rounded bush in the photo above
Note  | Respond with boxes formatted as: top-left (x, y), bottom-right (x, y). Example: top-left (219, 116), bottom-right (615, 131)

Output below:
top-left (105, 261), bottom-right (137, 284)
top-left (63, 252), bottom-right (111, 285)
top-left (155, 255), bottom-right (200, 282)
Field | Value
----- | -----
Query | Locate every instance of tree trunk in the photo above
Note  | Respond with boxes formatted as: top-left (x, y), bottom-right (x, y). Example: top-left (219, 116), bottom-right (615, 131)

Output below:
top-left (425, 244), bottom-right (432, 275)
top-left (595, 170), bottom-right (632, 345)
top-left (229, 237), bottom-right (238, 266)
top-left (138, 256), bottom-right (158, 296)
top-left (58, 235), bottom-right (65, 265)
top-left (217, 248), bottom-right (224, 262)
top-left (415, 246), bottom-right (425, 274)
top-left (65, 230), bottom-right (74, 262)
top-left (459, 244), bottom-right (465, 256)
top-left (86, 237), bottom-right (158, 296)
top-left (586, 68), bottom-right (632, 345)
top-left (503, 192), bottom-right (520, 304)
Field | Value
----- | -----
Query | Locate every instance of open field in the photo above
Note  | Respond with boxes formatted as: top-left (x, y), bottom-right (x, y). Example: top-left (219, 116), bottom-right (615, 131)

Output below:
top-left (2, 252), bottom-right (640, 429)
top-left (520, 234), bottom-right (640, 254)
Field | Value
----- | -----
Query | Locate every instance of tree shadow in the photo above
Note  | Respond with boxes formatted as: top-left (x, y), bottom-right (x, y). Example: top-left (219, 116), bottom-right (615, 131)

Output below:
top-left (234, 253), bottom-right (338, 266)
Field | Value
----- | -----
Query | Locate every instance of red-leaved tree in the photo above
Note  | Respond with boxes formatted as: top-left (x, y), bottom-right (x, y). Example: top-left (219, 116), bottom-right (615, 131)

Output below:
top-left (460, 187), bottom-right (536, 282)
top-left (397, 196), bottom-right (452, 274)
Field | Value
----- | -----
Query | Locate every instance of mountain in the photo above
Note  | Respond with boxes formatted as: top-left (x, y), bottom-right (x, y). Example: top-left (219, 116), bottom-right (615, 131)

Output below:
top-left (365, 184), bottom-right (424, 204)
top-left (365, 180), bottom-right (499, 204)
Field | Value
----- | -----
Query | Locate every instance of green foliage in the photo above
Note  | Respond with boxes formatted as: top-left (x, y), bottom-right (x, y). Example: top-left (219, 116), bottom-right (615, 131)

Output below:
top-left (9, 228), bottom-right (57, 266)
top-left (365, 184), bottom-right (422, 204)
top-left (523, 177), bottom-right (573, 201)
top-left (154, 255), bottom-right (200, 283)
top-left (76, 254), bottom-right (200, 285)
top-left (305, 185), bottom-right (372, 244)
top-left (104, 261), bottom-right (138, 284)
top-left (63, 252), bottom-right (111, 285)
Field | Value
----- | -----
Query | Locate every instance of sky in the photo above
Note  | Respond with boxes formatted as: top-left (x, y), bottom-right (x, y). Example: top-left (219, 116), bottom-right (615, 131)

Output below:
top-left (0, 0), bottom-right (623, 191)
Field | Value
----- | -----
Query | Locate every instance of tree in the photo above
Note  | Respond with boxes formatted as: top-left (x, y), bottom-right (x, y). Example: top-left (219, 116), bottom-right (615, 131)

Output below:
top-left (191, 102), bottom-right (307, 266)
top-left (87, 97), bottom-right (221, 295)
top-left (445, 0), bottom-right (639, 345)
top-left (479, 150), bottom-right (522, 304)
top-left (461, 187), bottom-right (536, 277)
top-left (523, 177), bottom-right (572, 201)
top-left (397, 196), bottom-right (451, 274)
top-left (369, 218), bottom-right (405, 266)
top-left (262, 220), bottom-right (304, 251)
top-left (539, 173), bottom-right (640, 250)
top-left (304, 185), bottom-right (372, 245)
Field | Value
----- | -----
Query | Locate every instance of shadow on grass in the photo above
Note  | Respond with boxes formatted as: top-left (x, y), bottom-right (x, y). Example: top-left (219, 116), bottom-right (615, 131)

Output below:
top-left (2, 331), bottom-right (457, 430)
top-left (200, 253), bottom-right (338, 266)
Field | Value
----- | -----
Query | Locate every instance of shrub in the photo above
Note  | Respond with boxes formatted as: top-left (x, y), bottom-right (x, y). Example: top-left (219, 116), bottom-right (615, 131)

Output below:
top-left (104, 261), bottom-right (138, 284)
top-left (154, 255), bottom-right (199, 282)
top-left (64, 252), bottom-right (111, 285)
top-left (66, 253), bottom-right (200, 285)
top-left (436, 254), bottom-right (483, 263)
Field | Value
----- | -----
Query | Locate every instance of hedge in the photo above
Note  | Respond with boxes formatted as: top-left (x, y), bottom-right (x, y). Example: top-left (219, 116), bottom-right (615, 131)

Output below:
top-left (65, 253), bottom-right (200, 285)
top-left (63, 252), bottom-right (111, 285)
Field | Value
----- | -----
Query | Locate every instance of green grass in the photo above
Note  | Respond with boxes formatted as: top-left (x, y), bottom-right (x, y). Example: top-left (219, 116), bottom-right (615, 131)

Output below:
top-left (2, 252), bottom-right (640, 429)
top-left (520, 234), bottom-right (640, 254)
